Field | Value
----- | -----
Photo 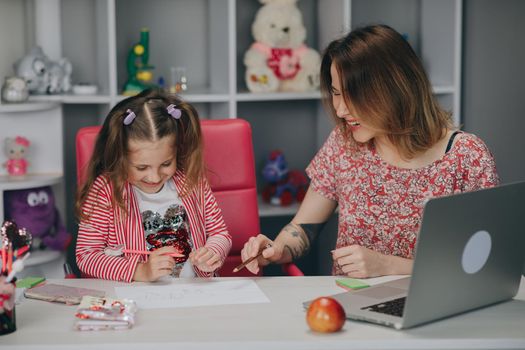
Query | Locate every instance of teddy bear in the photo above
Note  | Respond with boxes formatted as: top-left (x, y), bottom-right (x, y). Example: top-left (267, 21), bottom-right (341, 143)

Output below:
top-left (3, 136), bottom-right (30, 178)
top-left (244, 0), bottom-right (321, 93)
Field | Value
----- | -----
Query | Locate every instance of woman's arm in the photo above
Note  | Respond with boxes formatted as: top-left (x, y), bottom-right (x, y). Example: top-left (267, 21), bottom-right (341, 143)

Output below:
top-left (275, 187), bottom-right (337, 262)
top-left (241, 187), bottom-right (336, 273)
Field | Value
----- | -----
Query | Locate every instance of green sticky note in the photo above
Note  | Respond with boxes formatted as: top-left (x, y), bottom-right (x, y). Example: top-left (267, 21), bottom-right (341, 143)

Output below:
top-left (336, 278), bottom-right (369, 290)
top-left (16, 277), bottom-right (46, 289)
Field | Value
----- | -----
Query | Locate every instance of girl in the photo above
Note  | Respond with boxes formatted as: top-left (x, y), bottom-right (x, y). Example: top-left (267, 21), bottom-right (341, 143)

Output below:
top-left (76, 89), bottom-right (231, 282)
top-left (240, 25), bottom-right (500, 278)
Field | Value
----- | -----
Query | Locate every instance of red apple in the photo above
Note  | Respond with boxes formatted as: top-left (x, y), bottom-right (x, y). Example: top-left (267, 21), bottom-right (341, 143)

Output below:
top-left (306, 296), bottom-right (346, 333)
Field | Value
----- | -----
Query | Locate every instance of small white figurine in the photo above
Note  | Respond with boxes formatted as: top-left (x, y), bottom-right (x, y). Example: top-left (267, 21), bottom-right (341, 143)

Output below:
top-left (1, 77), bottom-right (29, 103)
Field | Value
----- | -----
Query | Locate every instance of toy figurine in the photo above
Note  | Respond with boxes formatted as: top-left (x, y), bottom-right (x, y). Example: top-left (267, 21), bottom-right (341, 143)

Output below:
top-left (1, 76), bottom-right (29, 103)
top-left (261, 150), bottom-right (308, 206)
top-left (3, 137), bottom-right (30, 178)
top-left (122, 28), bottom-right (156, 96)
top-left (244, 0), bottom-right (321, 92)
top-left (4, 187), bottom-right (71, 251)
top-left (14, 46), bottom-right (72, 94)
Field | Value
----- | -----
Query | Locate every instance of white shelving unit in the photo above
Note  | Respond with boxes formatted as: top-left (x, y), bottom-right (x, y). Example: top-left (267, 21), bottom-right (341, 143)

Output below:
top-left (0, 0), bottom-right (462, 221)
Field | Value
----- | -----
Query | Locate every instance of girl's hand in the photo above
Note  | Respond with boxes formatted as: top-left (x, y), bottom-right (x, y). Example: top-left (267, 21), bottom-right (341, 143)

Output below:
top-left (331, 245), bottom-right (388, 278)
top-left (133, 246), bottom-right (177, 282)
top-left (189, 247), bottom-right (222, 272)
top-left (240, 234), bottom-right (282, 275)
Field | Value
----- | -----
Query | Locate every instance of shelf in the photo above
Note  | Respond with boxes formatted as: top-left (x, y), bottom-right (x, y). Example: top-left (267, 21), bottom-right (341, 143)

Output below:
top-left (0, 102), bottom-right (60, 113)
top-left (236, 91), bottom-right (321, 102)
top-left (433, 85), bottom-right (457, 94)
top-left (114, 87), bottom-right (231, 104)
top-left (258, 195), bottom-right (300, 217)
top-left (0, 174), bottom-right (63, 191)
top-left (25, 250), bottom-right (63, 267)
top-left (28, 94), bottom-right (112, 104)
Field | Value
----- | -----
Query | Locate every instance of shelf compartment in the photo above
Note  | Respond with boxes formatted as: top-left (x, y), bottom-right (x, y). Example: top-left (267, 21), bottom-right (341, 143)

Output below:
top-left (61, 0), bottom-right (112, 98)
top-left (115, 0), bottom-right (230, 97)
top-left (235, 0), bottom-right (321, 93)
top-left (0, 106), bottom-right (64, 175)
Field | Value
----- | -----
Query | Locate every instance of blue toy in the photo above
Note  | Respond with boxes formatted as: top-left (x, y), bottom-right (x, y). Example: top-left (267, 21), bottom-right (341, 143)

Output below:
top-left (261, 150), bottom-right (308, 206)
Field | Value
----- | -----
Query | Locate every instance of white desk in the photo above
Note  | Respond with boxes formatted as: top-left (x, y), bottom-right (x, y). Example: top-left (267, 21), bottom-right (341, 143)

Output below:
top-left (2, 276), bottom-right (525, 349)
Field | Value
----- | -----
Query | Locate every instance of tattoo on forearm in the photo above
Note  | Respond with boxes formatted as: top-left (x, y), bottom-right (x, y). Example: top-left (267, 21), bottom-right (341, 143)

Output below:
top-left (298, 222), bottom-right (327, 243)
top-left (282, 223), bottom-right (311, 260)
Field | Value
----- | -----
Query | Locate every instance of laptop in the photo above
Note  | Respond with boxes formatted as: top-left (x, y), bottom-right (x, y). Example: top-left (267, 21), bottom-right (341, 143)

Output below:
top-left (305, 181), bottom-right (525, 329)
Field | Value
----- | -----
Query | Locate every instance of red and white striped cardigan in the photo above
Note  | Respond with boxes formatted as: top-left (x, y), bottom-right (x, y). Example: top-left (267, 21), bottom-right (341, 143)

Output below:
top-left (76, 171), bottom-right (232, 282)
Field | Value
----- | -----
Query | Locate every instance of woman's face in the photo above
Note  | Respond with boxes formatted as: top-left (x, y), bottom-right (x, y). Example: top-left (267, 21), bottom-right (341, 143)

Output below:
top-left (330, 63), bottom-right (377, 143)
top-left (127, 135), bottom-right (177, 194)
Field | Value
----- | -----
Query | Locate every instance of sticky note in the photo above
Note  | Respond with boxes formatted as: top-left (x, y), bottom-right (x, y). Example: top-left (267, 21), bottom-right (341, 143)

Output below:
top-left (16, 276), bottom-right (46, 289)
top-left (336, 278), bottom-right (369, 290)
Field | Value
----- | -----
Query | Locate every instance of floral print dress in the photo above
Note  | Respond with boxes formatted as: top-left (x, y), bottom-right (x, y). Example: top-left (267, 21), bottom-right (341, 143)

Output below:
top-left (306, 127), bottom-right (500, 275)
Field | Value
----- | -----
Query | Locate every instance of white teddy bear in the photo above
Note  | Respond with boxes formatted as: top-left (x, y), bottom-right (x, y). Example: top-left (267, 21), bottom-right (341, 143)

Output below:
top-left (244, 0), bottom-right (321, 93)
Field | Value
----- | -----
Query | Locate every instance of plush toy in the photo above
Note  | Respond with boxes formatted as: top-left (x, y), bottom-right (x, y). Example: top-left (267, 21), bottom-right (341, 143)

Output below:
top-left (3, 136), bottom-right (30, 178)
top-left (4, 186), bottom-right (72, 251)
top-left (261, 150), bottom-right (308, 206)
top-left (14, 46), bottom-right (72, 94)
top-left (244, 0), bottom-right (321, 93)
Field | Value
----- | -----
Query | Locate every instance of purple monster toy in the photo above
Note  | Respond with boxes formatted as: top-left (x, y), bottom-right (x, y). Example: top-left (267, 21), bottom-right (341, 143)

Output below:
top-left (4, 186), bottom-right (71, 251)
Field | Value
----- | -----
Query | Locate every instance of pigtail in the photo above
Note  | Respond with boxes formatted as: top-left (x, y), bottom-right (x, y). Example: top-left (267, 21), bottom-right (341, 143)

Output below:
top-left (173, 100), bottom-right (204, 197)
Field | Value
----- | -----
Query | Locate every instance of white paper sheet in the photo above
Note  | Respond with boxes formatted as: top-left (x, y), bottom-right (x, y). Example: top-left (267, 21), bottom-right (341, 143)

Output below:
top-left (114, 279), bottom-right (270, 309)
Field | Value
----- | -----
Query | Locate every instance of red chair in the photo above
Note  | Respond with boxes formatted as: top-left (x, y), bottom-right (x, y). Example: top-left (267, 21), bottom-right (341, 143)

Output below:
top-left (75, 119), bottom-right (303, 277)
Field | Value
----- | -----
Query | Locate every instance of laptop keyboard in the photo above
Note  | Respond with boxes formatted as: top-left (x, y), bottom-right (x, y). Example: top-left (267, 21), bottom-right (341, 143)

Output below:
top-left (361, 297), bottom-right (406, 317)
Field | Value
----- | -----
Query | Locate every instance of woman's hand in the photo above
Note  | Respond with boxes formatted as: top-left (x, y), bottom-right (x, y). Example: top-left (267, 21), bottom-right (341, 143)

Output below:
top-left (332, 245), bottom-right (414, 278)
top-left (189, 247), bottom-right (222, 273)
top-left (240, 234), bottom-right (282, 275)
top-left (331, 245), bottom-right (389, 278)
top-left (133, 246), bottom-right (177, 282)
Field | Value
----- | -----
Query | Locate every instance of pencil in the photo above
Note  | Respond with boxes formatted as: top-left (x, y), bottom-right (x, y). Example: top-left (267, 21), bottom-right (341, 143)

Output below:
top-left (233, 244), bottom-right (272, 273)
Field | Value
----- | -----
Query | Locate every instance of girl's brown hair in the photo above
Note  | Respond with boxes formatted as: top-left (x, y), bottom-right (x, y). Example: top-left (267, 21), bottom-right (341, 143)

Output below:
top-left (320, 24), bottom-right (453, 158)
top-left (76, 88), bottom-right (203, 219)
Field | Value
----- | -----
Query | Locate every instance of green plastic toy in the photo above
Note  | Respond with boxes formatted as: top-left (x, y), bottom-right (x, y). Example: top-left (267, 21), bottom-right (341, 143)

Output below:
top-left (122, 28), bottom-right (156, 96)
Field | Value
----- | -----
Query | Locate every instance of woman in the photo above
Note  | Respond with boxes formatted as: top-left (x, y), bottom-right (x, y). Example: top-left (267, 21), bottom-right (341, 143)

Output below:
top-left (240, 25), bottom-right (499, 278)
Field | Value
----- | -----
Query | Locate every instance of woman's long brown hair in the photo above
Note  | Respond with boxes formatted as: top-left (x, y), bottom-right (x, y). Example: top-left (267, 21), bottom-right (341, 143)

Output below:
top-left (320, 24), bottom-right (453, 158)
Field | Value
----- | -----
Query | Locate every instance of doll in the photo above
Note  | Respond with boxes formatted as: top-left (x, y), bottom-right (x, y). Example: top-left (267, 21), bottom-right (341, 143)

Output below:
top-left (3, 136), bottom-right (30, 178)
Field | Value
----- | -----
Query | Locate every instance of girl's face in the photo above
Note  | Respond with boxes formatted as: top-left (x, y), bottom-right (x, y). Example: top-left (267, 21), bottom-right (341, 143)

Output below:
top-left (127, 135), bottom-right (177, 194)
top-left (330, 63), bottom-right (377, 143)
